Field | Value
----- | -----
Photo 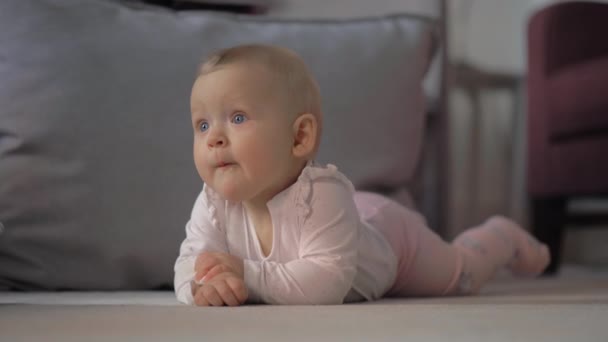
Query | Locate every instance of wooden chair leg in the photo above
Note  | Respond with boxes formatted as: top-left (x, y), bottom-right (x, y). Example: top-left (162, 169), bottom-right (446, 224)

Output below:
top-left (530, 197), bottom-right (566, 274)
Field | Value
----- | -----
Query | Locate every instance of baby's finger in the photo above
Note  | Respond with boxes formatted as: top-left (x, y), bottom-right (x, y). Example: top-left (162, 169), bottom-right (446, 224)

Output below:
top-left (226, 278), bottom-right (248, 304)
top-left (190, 280), bottom-right (202, 296)
top-left (214, 282), bottom-right (240, 307)
top-left (202, 285), bottom-right (224, 307)
top-left (195, 264), bottom-right (218, 282)
top-left (194, 290), bottom-right (210, 306)
top-left (202, 264), bottom-right (227, 282)
top-left (195, 257), bottom-right (220, 281)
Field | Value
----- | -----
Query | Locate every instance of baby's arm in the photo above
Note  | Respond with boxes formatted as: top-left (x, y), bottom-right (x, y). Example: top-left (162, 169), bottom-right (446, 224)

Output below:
top-left (174, 190), bottom-right (244, 305)
top-left (244, 179), bottom-right (360, 305)
top-left (190, 271), bottom-right (248, 307)
top-left (195, 251), bottom-right (244, 282)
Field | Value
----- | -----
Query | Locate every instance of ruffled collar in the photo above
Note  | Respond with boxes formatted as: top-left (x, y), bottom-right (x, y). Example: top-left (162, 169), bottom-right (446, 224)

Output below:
top-left (202, 161), bottom-right (354, 226)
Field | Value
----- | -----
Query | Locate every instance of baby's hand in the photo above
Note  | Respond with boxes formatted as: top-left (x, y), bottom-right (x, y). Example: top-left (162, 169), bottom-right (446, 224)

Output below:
top-left (191, 272), bottom-right (248, 307)
top-left (195, 251), bottom-right (244, 283)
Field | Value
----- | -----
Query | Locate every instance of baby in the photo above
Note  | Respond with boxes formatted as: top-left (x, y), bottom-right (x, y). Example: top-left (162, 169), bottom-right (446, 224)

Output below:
top-left (174, 44), bottom-right (550, 306)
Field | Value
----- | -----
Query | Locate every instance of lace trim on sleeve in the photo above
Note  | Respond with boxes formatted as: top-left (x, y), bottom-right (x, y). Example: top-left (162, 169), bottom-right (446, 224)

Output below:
top-left (293, 163), bottom-right (356, 223)
top-left (202, 184), bottom-right (221, 229)
top-left (294, 168), bottom-right (314, 222)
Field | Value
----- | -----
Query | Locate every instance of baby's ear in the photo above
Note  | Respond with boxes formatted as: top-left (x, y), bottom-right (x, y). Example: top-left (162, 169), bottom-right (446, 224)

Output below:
top-left (292, 113), bottom-right (317, 159)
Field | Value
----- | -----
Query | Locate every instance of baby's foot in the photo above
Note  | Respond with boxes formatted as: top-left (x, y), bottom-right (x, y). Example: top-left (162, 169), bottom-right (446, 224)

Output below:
top-left (485, 216), bottom-right (550, 276)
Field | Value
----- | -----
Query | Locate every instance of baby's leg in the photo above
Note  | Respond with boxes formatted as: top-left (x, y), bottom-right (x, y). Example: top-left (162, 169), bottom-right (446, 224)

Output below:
top-left (354, 192), bottom-right (550, 297)
top-left (355, 192), bottom-right (463, 296)
top-left (451, 216), bottom-right (550, 293)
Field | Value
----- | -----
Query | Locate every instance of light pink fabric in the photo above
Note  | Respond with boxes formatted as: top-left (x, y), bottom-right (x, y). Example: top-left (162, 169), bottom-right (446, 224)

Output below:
top-left (175, 164), bottom-right (398, 305)
top-left (354, 192), bottom-right (550, 297)
top-left (354, 192), bottom-right (463, 296)
top-left (175, 164), bottom-right (550, 305)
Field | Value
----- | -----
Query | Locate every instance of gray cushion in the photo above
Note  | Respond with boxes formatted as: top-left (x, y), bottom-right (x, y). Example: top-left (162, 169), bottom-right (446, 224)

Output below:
top-left (0, 0), bottom-right (436, 290)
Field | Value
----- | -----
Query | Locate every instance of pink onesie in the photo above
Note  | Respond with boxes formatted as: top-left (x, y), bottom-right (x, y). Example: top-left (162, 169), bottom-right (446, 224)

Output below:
top-left (175, 163), bottom-right (550, 305)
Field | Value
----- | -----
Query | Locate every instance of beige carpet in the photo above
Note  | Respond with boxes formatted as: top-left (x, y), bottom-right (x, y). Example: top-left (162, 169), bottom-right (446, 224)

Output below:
top-left (1, 264), bottom-right (607, 341)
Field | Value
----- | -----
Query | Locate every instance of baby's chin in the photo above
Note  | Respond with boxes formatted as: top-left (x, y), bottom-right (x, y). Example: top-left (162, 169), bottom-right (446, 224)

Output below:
top-left (207, 183), bottom-right (248, 202)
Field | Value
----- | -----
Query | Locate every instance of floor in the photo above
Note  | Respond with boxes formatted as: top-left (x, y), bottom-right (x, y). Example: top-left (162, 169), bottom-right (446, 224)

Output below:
top-left (1, 264), bottom-right (607, 341)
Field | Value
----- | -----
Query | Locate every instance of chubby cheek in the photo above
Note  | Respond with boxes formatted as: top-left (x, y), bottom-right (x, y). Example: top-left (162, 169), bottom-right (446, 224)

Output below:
top-left (235, 140), bottom-right (276, 176)
top-left (193, 142), bottom-right (210, 182)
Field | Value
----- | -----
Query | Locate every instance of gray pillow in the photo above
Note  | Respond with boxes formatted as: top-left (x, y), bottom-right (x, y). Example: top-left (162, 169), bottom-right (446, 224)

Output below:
top-left (0, 0), bottom-right (436, 290)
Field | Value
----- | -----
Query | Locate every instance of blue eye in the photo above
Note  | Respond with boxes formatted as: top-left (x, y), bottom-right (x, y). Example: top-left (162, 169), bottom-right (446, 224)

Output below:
top-left (232, 113), bottom-right (247, 124)
top-left (199, 121), bottom-right (209, 132)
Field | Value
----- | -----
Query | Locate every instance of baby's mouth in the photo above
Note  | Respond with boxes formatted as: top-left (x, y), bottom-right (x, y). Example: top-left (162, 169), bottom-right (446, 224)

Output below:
top-left (213, 150), bottom-right (235, 168)
top-left (217, 161), bottom-right (235, 169)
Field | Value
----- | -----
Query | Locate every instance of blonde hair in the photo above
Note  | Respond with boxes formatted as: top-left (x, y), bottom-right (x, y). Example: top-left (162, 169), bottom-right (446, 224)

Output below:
top-left (197, 44), bottom-right (322, 153)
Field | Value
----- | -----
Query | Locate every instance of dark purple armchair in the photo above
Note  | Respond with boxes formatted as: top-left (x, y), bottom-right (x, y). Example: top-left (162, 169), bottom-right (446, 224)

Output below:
top-left (527, 1), bottom-right (608, 273)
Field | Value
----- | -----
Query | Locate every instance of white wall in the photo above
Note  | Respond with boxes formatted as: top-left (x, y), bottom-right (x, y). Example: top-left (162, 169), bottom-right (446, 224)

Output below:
top-left (450, 0), bottom-right (535, 74)
top-left (453, 0), bottom-right (608, 73)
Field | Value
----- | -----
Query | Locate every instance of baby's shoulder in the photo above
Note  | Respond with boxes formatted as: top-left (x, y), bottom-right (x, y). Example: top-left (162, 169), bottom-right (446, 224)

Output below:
top-left (294, 163), bottom-right (357, 216)
top-left (299, 162), bottom-right (355, 194)
top-left (292, 163), bottom-right (361, 227)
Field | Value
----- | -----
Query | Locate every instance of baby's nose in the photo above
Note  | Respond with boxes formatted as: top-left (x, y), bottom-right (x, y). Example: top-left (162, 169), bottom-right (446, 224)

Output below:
top-left (208, 133), bottom-right (226, 148)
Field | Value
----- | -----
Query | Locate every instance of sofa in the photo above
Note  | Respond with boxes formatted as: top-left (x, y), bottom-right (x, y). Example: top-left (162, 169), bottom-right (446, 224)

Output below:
top-left (0, 0), bottom-right (445, 290)
top-left (526, 1), bottom-right (608, 274)
top-left (0, 0), bottom-right (448, 338)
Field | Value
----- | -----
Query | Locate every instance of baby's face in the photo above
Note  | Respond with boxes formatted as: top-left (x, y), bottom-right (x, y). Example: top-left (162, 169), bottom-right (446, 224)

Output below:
top-left (190, 62), bottom-right (298, 203)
